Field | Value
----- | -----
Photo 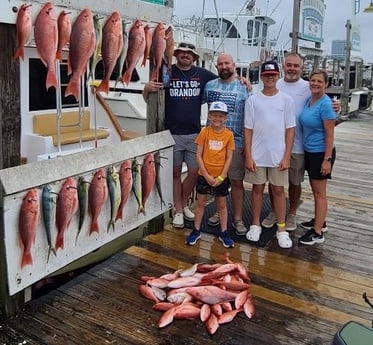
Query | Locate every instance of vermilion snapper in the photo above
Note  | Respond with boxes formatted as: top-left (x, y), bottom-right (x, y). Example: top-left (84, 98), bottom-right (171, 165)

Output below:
top-left (65, 8), bottom-right (96, 101)
top-left (34, 2), bottom-right (58, 90)
top-left (122, 19), bottom-right (146, 85)
top-left (19, 188), bottom-right (40, 269)
top-left (96, 11), bottom-right (123, 94)
top-left (14, 3), bottom-right (32, 61)
top-left (56, 10), bottom-right (72, 61)
top-left (55, 177), bottom-right (78, 250)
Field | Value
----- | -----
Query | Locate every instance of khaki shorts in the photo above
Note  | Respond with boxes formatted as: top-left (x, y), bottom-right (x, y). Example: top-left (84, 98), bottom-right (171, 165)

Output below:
top-left (228, 149), bottom-right (245, 181)
top-left (289, 153), bottom-right (305, 185)
top-left (246, 167), bottom-right (288, 186)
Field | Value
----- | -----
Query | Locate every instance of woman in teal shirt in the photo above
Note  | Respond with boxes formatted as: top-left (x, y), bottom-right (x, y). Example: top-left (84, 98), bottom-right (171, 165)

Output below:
top-left (298, 69), bottom-right (336, 245)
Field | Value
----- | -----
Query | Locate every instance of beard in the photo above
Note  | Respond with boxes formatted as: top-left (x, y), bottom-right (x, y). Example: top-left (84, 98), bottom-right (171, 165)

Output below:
top-left (218, 70), bottom-right (234, 80)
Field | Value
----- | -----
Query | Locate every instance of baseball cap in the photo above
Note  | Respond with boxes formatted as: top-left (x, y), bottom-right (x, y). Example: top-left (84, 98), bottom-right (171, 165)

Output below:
top-left (209, 101), bottom-right (228, 114)
top-left (174, 42), bottom-right (200, 60)
top-left (260, 61), bottom-right (280, 75)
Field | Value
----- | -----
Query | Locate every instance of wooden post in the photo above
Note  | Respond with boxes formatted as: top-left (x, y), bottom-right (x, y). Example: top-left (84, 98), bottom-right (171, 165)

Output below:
top-left (0, 23), bottom-right (24, 319)
top-left (145, 82), bottom-right (166, 235)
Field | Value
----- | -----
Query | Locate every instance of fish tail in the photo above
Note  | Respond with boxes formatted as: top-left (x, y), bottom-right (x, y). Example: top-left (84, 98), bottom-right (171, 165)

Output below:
top-left (107, 219), bottom-right (115, 232)
top-left (96, 79), bottom-right (109, 94)
top-left (56, 50), bottom-right (62, 61)
top-left (46, 68), bottom-right (58, 91)
top-left (55, 233), bottom-right (64, 251)
top-left (14, 47), bottom-right (24, 61)
top-left (115, 205), bottom-right (123, 222)
top-left (138, 204), bottom-right (145, 215)
top-left (151, 69), bottom-right (159, 82)
top-left (122, 71), bottom-right (131, 85)
top-left (65, 76), bottom-right (80, 102)
top-left (141, 56), bottom-right (147, 67)
top-left (21, 251), bottom-right (33, 268)
top-left (90, 220), bottom-right (99, 234)
top-left (47, 246), bottom-right (57, 263)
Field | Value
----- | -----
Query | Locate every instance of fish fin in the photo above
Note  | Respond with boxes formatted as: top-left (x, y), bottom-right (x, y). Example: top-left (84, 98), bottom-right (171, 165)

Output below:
top-left (14, 47), bottom-right (24, 61)
top-left (151, 69), bottom-right (159, 82)
top-left (56, 50), bottom-right (62, 61)
top-left (96, 79), bottom-right (109, 94)
top-left (115, 206), bottom-right (123, 222)
top-left (46, 69), bottom-right (58, 91)
top-left (55, 233), bottom-right (64, 251)
top-left (47, 246), bottom-right (57, 263)
top-left (65, 77), bottom-right (79, 102)
top-left (122, 71), bottom-right (131, 86)
top-left (90, 221), bottom-right (99, 234)
top-left (21, 251), bottom-right (33, 268)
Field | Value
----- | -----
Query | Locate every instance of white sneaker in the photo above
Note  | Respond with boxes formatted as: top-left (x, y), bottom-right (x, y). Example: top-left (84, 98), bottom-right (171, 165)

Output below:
top-left (276, 231), bottom-right (293, 248)
top-left (246, 225), bottom-right (262, 242)
top-left (183, 206), bottom-right (195, 221)
top-left (207, 212), bottom-right (220, 226)
top-left (173, 213), bottom-right (184, 228)
top-left (285, 214), bottom-right (297, 231)
top-left (261, 212), bottom-right (278, 228)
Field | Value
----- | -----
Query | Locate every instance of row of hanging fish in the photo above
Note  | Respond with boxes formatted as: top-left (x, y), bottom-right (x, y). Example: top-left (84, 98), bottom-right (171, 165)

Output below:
top-left (138, 254), bottom-right (255, 335)
top-left (14, 2), bottom-right (175, 100)
top-left (18, 152), bottom-right (166, 269)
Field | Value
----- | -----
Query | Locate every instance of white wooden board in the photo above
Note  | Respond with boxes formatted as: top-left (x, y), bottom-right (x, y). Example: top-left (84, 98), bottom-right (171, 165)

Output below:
top-left (0, 131), bottom-right (174, 296)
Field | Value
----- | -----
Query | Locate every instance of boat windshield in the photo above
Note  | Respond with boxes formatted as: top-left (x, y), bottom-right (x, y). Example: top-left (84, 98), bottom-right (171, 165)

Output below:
top-left (203, 18), bottom-right (240, 38)
top-left (247, 19), bottom-right (267, 47)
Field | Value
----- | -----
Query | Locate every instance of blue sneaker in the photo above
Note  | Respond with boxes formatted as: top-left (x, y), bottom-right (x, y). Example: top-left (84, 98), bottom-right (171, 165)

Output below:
top-left (219, 231), bottom-right (234, 248)
top-left (185, 229), bottom-right (201, 246)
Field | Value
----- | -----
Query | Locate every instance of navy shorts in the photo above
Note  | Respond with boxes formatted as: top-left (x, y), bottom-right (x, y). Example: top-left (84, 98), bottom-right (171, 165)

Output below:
top-left (196, 175), bottom-right (230, 197)
top-left (305, 148), bottom-right (336, 180)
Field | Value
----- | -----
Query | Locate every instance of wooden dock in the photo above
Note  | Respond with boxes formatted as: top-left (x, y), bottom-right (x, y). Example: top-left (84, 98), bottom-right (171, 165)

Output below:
top-left (1, 112), bottom-right (373, 345)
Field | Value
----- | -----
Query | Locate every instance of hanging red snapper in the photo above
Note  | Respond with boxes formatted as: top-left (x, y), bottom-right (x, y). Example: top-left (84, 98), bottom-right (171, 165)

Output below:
top-left (14, 3), bottom-right (32, 60)
top-left (122, 19), bottom-right (146, 85)
top-left (88, 168), bottom-right (108, 234)
top-left (56, 10), bottom-right (72, 61)
top-left (96, 11), bottom-right (123, 94)
top-left (141, 152), bottom-right (156, 213)
top-left (65, 8), bottom-right (96, 101)
top-left (150, 22), bottom-right (166, 82)
top-left (115, 160), bottom-right (133, 221)
top-left (19, 188), bottom-right (40, 269)
top-left (55, 177), bottom-right (78, 250)
top-left (34, 2), bottom-right (58, 90)
top-left (141, 24), bottom-right (153, 67)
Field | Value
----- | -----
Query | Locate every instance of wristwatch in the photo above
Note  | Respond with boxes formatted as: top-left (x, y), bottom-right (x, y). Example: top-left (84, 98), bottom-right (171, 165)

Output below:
top-left (324, 156), bottom-right (332, 162)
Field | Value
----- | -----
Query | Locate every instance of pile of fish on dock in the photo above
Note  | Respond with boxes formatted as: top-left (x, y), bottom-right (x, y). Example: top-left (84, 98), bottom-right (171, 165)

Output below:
top-left (15, 2), bottom-right (174, 100)
top-left (138, 254), bottom-right (255, 335)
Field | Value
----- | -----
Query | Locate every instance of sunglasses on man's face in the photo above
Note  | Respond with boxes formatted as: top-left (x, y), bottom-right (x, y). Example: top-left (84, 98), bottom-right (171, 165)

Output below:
top-left (178, 43), bottom-right (196, 50)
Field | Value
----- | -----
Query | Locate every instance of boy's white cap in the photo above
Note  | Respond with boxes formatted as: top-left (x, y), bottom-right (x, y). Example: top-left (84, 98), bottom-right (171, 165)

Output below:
top-left (209, 101), bottom-right (228, 113)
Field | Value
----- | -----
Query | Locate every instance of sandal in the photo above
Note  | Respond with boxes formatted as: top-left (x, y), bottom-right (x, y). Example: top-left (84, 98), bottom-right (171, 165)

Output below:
top-left (276, 231), bottom-right (293, 248)
top-left (246, 225), bottom-right (262, 242)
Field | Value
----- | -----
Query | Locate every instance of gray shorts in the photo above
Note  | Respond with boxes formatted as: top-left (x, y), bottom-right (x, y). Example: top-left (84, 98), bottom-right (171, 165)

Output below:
top-left (289, 153), bottom-right (305, 185)
top-left (228, 149), bottom-right (246, 181)
top-left (172, 134), bottom-right (198, 169)
top-left (246, 167), bottom-right (288, 186)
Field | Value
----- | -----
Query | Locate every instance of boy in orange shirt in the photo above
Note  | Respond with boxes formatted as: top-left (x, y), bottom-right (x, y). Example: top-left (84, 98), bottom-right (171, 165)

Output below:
top-left (185, 101), bottom-right (235, 247)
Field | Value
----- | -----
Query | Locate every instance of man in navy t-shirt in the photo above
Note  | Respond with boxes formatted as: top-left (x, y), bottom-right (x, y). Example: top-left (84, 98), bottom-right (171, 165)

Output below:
top-left (143, 42), bottom-right (216, 228)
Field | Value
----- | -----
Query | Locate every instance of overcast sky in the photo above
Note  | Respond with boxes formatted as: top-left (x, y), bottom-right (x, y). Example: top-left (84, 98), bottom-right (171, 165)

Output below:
top-left (173, 0), bottom-right (373, 62)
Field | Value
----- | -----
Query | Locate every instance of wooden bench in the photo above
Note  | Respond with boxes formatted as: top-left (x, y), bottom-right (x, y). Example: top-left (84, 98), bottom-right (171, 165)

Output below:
top-left (33, 111), bottom-right (110, 146)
